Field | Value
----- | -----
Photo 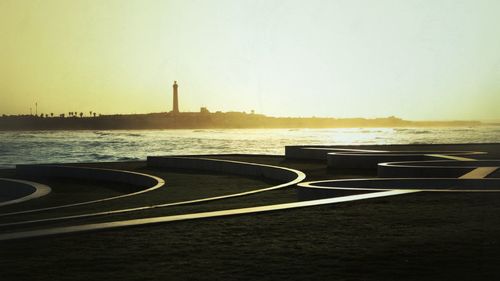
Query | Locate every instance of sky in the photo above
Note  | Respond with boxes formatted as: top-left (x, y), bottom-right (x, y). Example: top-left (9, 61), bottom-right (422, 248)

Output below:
top-left (0, 0), bottom-right (499, 121)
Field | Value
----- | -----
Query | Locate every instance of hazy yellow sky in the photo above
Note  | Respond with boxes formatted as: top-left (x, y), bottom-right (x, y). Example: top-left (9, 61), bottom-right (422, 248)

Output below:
top-left (1, 0), bottom-right (499, 120)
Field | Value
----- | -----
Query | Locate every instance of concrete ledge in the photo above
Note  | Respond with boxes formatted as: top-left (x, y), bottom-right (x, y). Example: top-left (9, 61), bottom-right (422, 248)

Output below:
top-left (327, 151), bottom-right (485, 169)
top-left (16, 165), bottom-right (160, 188)
top-left (298, 178), bottom-right (500, 200)
top-left (378, 160), bottom-right (500, 178)
top-left (0, 165), bottom-right (164, 218)
top-left (0, 157), bottom-right (306, 229)
top-left (285, 143), bottom-right (500, 160)
top-left (0, 178), bottom-right (51, 207)
top-left (0, 189), bottom-right (415, 241)
top-left (147, 156), bottom-right (304, 183)
top-left (284, 145), bottom-right (487, 169)
top-left (285, 143), bottom-right (500, 161)
top-left (284, 146), bottom-right (385, 161)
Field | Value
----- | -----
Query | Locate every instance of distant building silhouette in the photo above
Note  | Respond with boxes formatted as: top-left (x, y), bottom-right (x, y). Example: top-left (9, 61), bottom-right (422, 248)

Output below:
top-left (172, 81), bottom-right (179, 114)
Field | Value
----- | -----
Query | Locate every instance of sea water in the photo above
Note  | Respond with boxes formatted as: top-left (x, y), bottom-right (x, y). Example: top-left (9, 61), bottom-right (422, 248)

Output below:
top-left (0, 127), bottom-right (499, 168)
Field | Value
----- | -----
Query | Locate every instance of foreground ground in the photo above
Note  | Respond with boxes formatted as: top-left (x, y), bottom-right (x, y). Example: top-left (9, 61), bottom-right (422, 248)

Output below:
top-left (1, 150), bottom-right (499, 280)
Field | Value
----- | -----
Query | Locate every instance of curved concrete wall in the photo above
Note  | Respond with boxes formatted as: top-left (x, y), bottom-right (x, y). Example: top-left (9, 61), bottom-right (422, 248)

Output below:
top-left (298, 178), bottom-right (500, 200)
top-left (0, 157), bottom-right (306, 229)
top-left (378, 160), bottom-right (500, 178)
top-left (16, 165), bottom-right (159, 189)
top-left (327, 153), bottom-right (429, 169)
top-left (147, 156), bottom-right (303, 183)
top-left (285, 145), bottom-right (486, 169)
top-left (285, 146), bottom-right (332, 160)
top-left (0, 165), bottom-right (164, 218)
top-left (284, 146), bottom-right (385, 161)
top-left (2, 145), bottom-right (497, 241)
top-left (286, 143), bottom-right (500, 160)
top-left (0, 178), bottom-right (51, 207)
top-left (326, 151), bottom-right (485, 169)
top-left (0, 180), bottom-right (35, 200)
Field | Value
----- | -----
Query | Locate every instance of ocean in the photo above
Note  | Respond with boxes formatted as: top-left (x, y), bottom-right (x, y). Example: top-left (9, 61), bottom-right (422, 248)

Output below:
top-left (0, 127), bottom-right (499, 169)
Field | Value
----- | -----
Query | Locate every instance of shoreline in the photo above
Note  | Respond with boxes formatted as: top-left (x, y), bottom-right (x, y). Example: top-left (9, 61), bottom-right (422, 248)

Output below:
top-left (0, 112), bottom-right (483, 131)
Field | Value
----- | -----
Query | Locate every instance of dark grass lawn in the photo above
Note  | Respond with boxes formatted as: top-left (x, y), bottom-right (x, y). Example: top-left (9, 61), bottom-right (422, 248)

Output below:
top-left (2, 191), bottom-right (500, 281)
top-left (1, 154), bottom-right (500, 280)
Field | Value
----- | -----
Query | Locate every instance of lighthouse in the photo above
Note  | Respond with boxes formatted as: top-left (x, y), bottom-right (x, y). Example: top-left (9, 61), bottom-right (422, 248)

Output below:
top-left (172, 81), bottom-right (179, 114)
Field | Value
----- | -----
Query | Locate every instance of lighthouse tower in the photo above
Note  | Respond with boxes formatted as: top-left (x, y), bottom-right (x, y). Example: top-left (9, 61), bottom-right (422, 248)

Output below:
top-left (172, 81), bottom-right (179, 114)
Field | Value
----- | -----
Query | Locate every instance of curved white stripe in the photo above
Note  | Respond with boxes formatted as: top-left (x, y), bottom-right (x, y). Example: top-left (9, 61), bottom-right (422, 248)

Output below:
top-left (0, 158), bottom-right (305, 227)
top-left (0, 189), bottom-right (414, 241)
top-left (1, 147), bottom-right (497, 241)
top-left (0, 178), bottom-right (51, 207)
top-left (0, 166), bottom-right (164, 217)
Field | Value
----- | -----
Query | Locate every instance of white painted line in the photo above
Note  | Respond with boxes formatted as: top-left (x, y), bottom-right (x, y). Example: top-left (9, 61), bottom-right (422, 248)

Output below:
top-left (427, 154), bottom-right (477, 161)
top-left (459, 167), bottom-right (498, 179)
top-left (0, 158), bottom-right (305, 227)
top-left (0, 167), bottom-right (164, 217)
top-left (1, 148), bottom-right (497, 241)
top-left (0, 189), bottom-right (415, 241)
